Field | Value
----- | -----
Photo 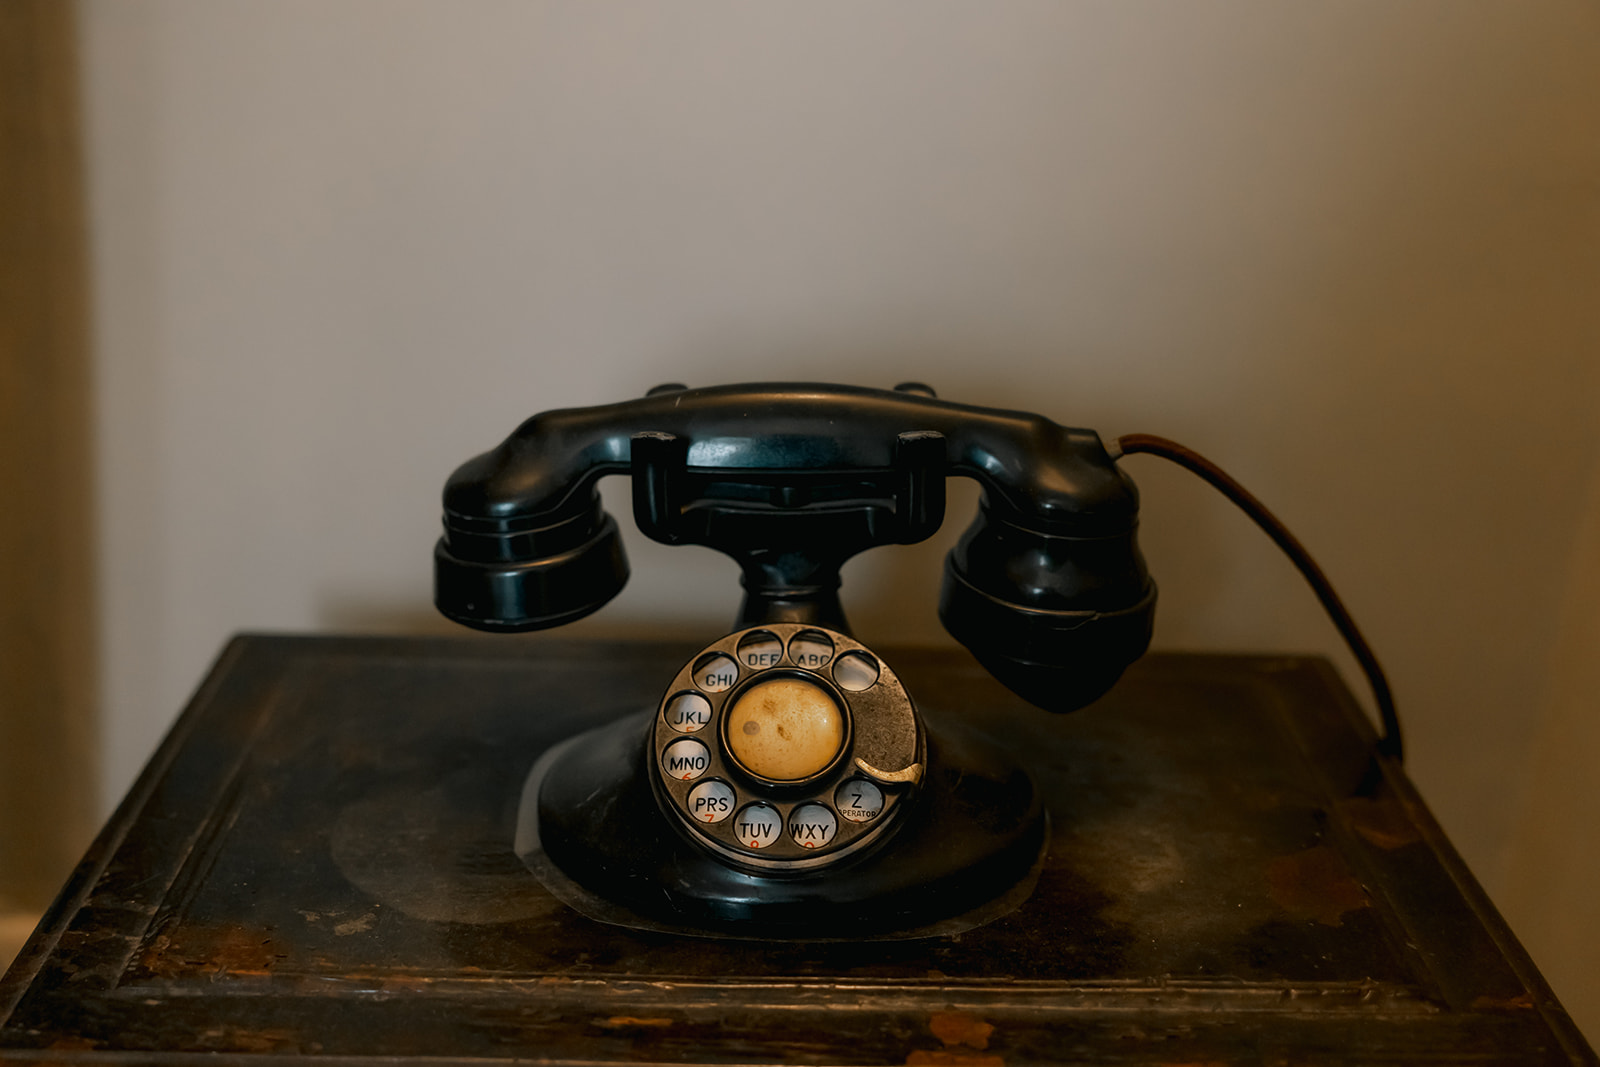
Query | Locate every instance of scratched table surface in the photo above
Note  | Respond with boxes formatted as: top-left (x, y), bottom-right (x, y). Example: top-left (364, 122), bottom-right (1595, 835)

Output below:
top-left (1, 636), bottom-right (1593, 1065)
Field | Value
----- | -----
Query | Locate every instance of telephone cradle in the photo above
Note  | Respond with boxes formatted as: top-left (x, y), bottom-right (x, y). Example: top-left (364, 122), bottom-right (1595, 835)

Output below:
top-left (1, 381), bottom-right (1592, 1065)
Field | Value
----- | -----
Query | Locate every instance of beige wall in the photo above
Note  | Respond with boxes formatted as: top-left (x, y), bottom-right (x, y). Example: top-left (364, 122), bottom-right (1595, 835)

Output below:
top-left (81, 0), bottom-right (1599, 1035)
top-left (1503, 445), bottom-right (1600, 1035)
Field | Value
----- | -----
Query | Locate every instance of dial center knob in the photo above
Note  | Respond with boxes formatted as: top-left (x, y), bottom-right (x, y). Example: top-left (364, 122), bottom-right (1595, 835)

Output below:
top-left (725, 677), bottom-right (844, 781)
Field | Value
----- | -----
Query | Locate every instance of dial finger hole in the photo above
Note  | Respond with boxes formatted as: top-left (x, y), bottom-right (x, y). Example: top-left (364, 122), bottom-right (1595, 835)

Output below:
top-left (692, 653), bottom-right (739, 693)
top-left (832, 650), bottom-right (880, 691)
top-left (787, 803), bottom-right (838, 849)
top-left (686, 780), bottom-right (735, 823)
top-left (736, 631), bottom-right (784, 670)
top-left (663, 691), bottom-right (713, 733)
top-left (834, 779), bottom-right (885, 822)
top-left (787, 630), bottom-right (835, 670)
top-left (661, 738), bottom-right (711, 781)
top-left (733, 803), bottom-right (782, 849)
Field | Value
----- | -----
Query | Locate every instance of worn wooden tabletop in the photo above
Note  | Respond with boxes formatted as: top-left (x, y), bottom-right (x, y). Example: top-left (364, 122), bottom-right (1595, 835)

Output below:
top-left (1, 636), bottom-right (1592, 1064)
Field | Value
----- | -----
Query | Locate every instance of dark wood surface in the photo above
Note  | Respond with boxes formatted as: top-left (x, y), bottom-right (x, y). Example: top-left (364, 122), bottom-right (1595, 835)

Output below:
top-left (1, 636), bottom-right (1592, 1064)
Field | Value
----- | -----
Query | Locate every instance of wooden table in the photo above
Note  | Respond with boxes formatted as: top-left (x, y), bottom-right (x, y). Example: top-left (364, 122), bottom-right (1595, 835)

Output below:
top-left (2, 636), bottom-right (1592, 1064)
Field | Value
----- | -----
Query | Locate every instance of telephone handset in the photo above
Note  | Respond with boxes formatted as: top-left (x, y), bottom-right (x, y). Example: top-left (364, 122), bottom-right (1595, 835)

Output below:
top-left (436, 381), bottom-right (1156, 710)
top-left (436, 382), bottom-right (1157, 935)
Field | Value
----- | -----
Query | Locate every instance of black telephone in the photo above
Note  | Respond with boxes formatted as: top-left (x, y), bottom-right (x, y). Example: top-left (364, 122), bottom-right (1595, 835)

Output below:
top-left (435, 382), bottom-right (1159, 936)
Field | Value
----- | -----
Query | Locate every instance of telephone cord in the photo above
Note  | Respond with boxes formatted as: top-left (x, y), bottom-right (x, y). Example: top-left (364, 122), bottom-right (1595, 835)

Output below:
top-left (1113, 433), bottom-right (1403, 762)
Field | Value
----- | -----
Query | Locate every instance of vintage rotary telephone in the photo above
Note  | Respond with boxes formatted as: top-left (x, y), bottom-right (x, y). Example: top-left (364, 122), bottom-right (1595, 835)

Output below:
top-left (434, 381), bottom-right (1397, 938)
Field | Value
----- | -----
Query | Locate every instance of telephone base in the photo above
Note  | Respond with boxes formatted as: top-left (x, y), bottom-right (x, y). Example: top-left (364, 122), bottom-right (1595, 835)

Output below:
top-left (516, 711), bottom-right (1048, 938)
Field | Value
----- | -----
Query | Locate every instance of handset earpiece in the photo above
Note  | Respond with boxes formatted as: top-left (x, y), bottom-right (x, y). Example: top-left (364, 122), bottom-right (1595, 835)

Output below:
top-left (435, 483), bottom-right (629, 632)
top-left (939, 498), bottom-right (1156, 714)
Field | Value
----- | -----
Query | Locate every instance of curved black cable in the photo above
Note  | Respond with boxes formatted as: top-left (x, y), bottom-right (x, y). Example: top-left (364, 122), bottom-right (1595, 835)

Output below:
top-left (1115, 433), bottom-right (1403, 761)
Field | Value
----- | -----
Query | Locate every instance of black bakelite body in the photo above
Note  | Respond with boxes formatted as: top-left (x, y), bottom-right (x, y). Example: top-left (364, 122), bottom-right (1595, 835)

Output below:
top-left (434, 381), bottom-right (1156, 936)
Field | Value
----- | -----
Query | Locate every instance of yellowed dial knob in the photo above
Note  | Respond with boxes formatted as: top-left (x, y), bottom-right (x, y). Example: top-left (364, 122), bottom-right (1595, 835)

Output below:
top-left (724, 677), bottom-right (844, 781)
